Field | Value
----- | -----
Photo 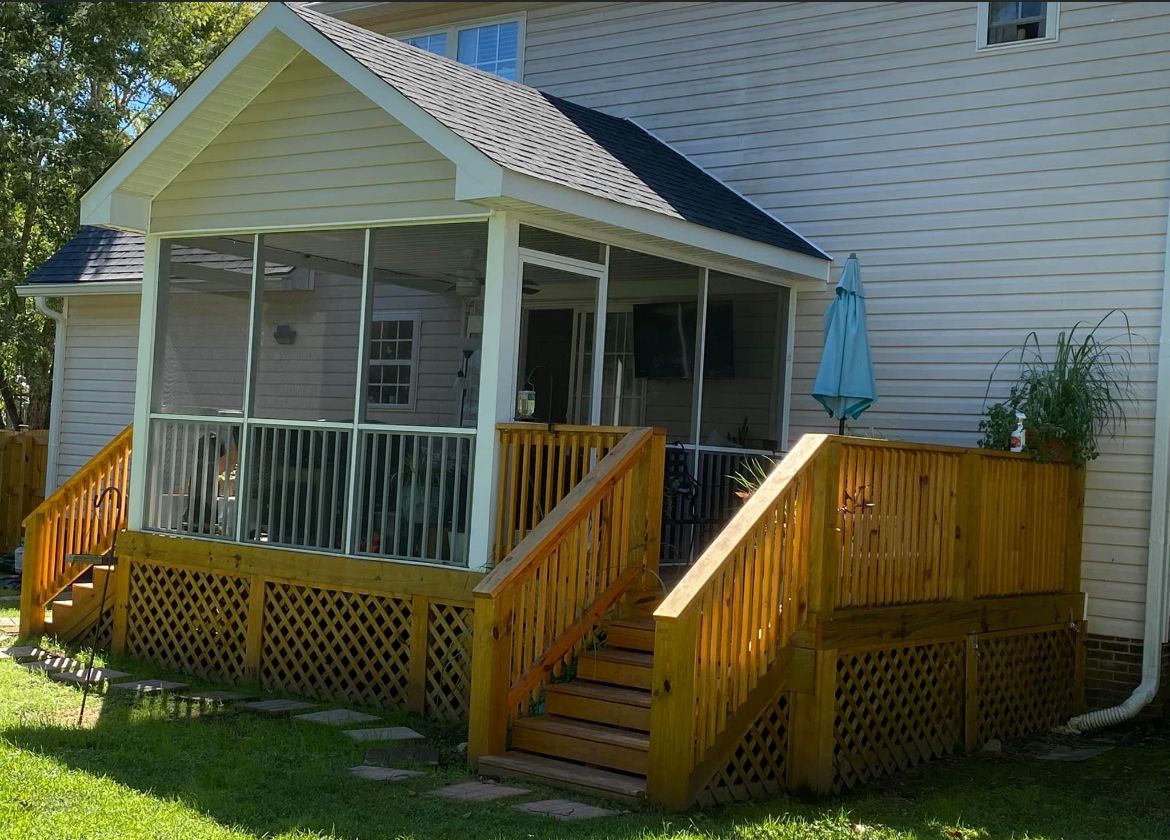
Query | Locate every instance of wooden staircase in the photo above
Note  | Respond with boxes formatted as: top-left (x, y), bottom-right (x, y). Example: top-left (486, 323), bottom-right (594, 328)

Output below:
top-left (42, 556), bottom-right (115, 644)
top-left (479, 616), bottom-right (655, 802)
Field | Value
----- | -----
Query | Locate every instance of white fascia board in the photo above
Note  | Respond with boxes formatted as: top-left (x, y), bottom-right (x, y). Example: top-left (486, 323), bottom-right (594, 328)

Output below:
top-left (80, 9), bottom-right (294, 228)
top-left (494, 171), bottom-right (831, 284)
top-left (16, 281), bottom-right (143, 298)
top-left (271, 5), bottom-right (501, 182)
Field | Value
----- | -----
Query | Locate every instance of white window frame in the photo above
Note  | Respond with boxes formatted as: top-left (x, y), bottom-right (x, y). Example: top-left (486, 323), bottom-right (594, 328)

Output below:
top-left (395, 13), bottom-right (526, 81)
top-left (976, 2), bottom-right (1059, 50)
top-left (367, 311), bottom-right (420, 411)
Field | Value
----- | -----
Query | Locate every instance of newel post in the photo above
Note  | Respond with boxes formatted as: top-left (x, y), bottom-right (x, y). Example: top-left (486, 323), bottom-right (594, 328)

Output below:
top-left (18, 511), bottom-right (43, 638)
top-left (467, 590), bottom-right (512, 766)
top-left (646, 610), bottom-right (698, 809)
top-left (806, 438), bottom-right (843, 615)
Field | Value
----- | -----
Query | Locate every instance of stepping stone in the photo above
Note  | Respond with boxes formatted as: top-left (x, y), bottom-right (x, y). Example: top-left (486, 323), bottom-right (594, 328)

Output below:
top-left (343, 726), bottom-right (424, 743)
top-left (49, 667), bottom-right (131, 686)
top-left (512, 799), bottom-right (619, 821)
top-left (365, 744), bottom-right (440, 767)
top-left (294, 708), bottom-right (381, 726)
top-left (176, 690), bottom-right (253, 704)
top-left (4, 645), bottom-right (47, 661)
top-left (347, 765), bottom-right (421, 782)
top-left (20, 655), bottom-right (79, 673)
top-left (108, 679), bottom-right (188, 694)
top-left (240, 698), bottom-right (318, 716)
top-left (430, 780), bottom-right (530, 802)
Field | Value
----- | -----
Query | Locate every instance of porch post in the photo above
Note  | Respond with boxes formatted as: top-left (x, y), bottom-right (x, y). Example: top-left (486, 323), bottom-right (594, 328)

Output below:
top-left (466, 211), bottom-right (521, 570)
top-left (127, 235), bottom-right (162, 531)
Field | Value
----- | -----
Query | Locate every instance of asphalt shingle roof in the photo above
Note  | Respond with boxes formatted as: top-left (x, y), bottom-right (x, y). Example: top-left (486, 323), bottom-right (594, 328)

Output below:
top-left (25, 227), bottom-right (147, 285)
top-left (288, 4), bottom-right (827, 261)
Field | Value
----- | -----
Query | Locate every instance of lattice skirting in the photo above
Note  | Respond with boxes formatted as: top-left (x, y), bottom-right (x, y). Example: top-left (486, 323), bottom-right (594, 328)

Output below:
top-left (125, 561), bottom-right (251, 684)
top-left (833, 640), bottom-right (966, 792)
top-left (974, 624), bottom-right (1081, 744)
top-left (698, 693), bottom-right (790, 805)
top-left (826, 625), bottom-right (1083, 793)
top-left (119, 556), bottom-right (475, 721)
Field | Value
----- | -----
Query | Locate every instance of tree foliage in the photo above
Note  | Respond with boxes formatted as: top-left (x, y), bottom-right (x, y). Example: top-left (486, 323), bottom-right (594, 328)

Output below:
top-left (0, 1), bottom-right (260, 428)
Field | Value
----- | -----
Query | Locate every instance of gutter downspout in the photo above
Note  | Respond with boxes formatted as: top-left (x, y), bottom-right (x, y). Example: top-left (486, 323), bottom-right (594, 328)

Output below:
top-left (34, 296), bottom-right (66, 496)
top-left (1063, 190), bottom-right (1170, 733)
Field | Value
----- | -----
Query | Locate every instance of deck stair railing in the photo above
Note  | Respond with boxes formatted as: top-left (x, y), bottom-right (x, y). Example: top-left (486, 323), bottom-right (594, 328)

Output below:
top-left (19, 424), bottom-right (133, 637)
top-left (469, 425), bottom-right (666, 762)
top-left (646, 434), bottom-right (1086, 808)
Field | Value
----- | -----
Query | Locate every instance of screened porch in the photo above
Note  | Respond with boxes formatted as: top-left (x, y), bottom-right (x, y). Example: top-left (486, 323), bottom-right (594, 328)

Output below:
top-left (142, 221), bottom-right (794, 570)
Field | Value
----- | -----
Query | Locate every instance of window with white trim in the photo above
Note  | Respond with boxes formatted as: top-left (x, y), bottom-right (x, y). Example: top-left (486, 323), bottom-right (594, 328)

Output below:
top-left (397, 17), bottom-right (523, 81)
top-left (367, 314), bottom-right (419, 409)
top-left (977, 2), bottom-right (1059, 49)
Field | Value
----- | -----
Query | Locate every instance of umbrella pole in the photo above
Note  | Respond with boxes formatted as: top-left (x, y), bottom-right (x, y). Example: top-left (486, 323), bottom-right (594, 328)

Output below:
top-left (838, 416), bottom-right (846, 436)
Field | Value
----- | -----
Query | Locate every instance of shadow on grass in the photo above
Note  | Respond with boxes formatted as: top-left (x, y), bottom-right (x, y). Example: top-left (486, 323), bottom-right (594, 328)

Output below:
top-left (3, 673), bottom-right (1170, 840)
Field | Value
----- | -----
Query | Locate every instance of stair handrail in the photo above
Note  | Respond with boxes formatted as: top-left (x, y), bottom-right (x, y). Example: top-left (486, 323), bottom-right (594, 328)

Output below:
top-left (469, 426), bottom-right (666, 764)
top-left (19, 423), bottom-right (133, 637)
top-left (647, 433), bottom-right (836, 807)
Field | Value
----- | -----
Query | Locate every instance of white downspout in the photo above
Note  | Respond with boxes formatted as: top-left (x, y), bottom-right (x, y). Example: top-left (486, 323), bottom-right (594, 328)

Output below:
top-left (1063, 191), bottom-right (1170, 733)
top-left (34, 296), bottom-right (66, 495)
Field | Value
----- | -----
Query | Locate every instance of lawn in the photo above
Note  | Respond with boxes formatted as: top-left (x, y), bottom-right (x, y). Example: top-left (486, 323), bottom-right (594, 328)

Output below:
top-left (0, 645), bottom-right (1167, 840)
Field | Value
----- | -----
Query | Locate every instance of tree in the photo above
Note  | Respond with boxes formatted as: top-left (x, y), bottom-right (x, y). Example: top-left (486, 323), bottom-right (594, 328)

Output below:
top-left (0, 1), bottom-right (260, 429)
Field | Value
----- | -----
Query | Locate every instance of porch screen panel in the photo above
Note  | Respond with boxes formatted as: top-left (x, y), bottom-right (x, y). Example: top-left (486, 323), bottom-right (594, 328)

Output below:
top-left (606, 247), bottom-right (703, 567)
top-left (152, 237), bottom-right (253, 416)
top-left (362, 224), bottom-right (487, 429)
top-left (694, 273), bottom-right (790, 558)
top-left (250, 230), bottom-right (364, 422)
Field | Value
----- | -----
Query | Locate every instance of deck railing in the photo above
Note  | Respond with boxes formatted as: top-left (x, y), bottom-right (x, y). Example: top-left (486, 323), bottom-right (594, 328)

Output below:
top-left (469, 426), bottom-right (666, 762)
top-left (144, 416), bottom-right (475, 566)
top-left (647, 434), bottom-right (1085, 807)
top-left (19, 424), bottom-right (132, 636)
top-left (1, 429), bottom-right (49, 554)
top-left (493, 423), bottom-right (630, 563)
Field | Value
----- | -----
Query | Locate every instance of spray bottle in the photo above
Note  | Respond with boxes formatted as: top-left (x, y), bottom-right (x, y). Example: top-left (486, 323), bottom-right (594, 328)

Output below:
top-left (1010, 411), bottom-right (1026, 453)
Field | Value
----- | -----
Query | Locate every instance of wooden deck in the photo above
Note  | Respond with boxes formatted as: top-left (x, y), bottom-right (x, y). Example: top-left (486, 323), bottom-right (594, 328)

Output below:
top-left (19, 423), bottom-right (1087, 808)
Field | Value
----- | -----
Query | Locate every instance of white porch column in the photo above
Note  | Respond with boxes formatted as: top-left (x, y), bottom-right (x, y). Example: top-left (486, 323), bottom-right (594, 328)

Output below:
top-left (127, 235), bottom-right (162, 531)
top-left (467, 211), bottom-right (521, 570)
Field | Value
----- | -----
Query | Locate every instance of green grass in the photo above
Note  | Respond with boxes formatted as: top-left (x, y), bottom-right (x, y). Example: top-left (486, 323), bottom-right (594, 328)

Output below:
top-left (0, 645), bottom-right (1167, 840)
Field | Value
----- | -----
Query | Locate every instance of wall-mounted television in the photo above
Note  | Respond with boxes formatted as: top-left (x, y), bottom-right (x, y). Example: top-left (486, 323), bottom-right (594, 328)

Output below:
top-left (632, 301), bottom-right (734, 379)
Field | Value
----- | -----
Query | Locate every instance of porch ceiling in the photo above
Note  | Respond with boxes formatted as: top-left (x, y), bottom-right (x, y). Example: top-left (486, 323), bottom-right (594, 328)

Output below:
top-left (80, 2), bottom-right (830, 283)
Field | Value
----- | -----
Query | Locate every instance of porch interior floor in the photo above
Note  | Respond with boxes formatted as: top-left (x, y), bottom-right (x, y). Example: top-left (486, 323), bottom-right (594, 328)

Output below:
top-left (478, 616), bottom-right (656, 802)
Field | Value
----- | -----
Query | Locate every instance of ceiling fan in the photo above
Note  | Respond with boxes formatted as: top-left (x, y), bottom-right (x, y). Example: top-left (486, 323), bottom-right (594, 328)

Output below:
top-left (442, 247), bottom-right (540, 296)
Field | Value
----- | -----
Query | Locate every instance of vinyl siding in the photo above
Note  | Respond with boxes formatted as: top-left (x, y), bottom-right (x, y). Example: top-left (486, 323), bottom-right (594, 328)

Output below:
top-left (56, 296), bottom-right (140, 487)
top-left (150, 52), bottom-right (474, 234)
top-left (502, 0), bottom-right (1170, 640)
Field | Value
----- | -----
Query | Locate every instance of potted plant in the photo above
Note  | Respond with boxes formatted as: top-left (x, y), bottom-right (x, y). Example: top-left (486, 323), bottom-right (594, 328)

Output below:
top-left (977, 312), bottom-right (1135, 466)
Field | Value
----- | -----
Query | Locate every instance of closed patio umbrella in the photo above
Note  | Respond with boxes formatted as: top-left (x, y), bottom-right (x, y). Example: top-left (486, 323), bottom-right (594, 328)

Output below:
top-left (812, 253), bottom-right (877, 434)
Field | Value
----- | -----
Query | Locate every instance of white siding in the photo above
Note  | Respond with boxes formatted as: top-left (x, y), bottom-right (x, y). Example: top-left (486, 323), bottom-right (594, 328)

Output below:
top-left (151, 52), bottom-right (474, 233)
top-left (500, 0), bottom-right (1170, 639)
top-left (56, 296), bottom-right (140, 487)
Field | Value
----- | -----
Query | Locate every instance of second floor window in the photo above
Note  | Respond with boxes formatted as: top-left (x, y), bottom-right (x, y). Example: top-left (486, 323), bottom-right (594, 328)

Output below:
top-left (979, 2), bottom-right (1058, 48)
top-left (399, 18), bottom-right (522, 81)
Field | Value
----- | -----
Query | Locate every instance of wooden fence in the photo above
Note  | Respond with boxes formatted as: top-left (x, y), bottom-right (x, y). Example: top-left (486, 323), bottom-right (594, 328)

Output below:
top-left (647, 434), bottom-right (1086, 808)
top-left (1, 429), bottom-right (48, 554)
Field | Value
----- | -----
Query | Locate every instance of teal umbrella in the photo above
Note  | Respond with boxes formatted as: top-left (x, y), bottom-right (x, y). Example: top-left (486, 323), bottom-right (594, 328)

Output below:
top-left (812, 253), bottom-right (877, 434)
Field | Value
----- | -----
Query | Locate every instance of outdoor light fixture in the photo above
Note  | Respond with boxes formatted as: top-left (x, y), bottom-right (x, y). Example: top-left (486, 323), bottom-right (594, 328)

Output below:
top-left (273, 324), bottom-right (297, 345)
top-left (516, 389), bottom-right (537, 420)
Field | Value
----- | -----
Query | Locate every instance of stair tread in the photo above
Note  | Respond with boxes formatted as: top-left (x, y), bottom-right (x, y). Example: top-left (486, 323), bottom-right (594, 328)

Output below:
top-left (583, 647), bottom-right (653, 667)
top-left (480, 752), bottom-right (646, 799)
top-left (607, 617), bottom-right (655, 631)
top-left (71, 582), bottom-right (95, 592)
top-left (546, 680), bottom-right (651, 708)
top-left (53, 599), bottom-right (74, 609)
top-left (513, 715), bottom-right (649, 749)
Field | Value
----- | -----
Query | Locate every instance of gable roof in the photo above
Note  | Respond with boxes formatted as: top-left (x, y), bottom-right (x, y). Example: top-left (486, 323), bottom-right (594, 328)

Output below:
top-left (286, 5), bottom-right (827, 261)
top-left (79, 2), bottom-right (829, 280)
